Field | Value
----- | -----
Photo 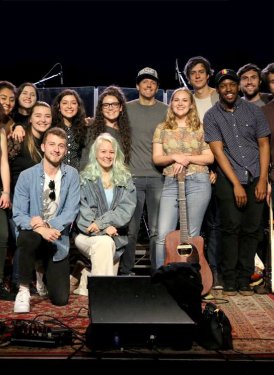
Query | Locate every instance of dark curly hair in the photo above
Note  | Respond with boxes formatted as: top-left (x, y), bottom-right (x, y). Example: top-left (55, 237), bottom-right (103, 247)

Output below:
top-left (51, 89), bottom-right (87, 147)
top-left (90, 86), bottom-right (131, 164)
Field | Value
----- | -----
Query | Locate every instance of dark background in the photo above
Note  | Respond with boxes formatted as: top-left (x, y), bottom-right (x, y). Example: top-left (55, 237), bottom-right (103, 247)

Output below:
top-left (1, 1), bottom-right (272, 91)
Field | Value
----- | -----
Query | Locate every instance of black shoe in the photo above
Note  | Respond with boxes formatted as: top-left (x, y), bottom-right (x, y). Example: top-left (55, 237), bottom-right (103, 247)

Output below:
top-left (238, 285), bottom-right (254, 296)
top-left (212, 271), bottom-right (224, 290)
top-left (222, 286), bottom-right (237, 296)
top-left (0, 282), bottom-right (16, 301)
top-left (10, 283), bottom-right (19, 294)
top-left (253, 281), bottom-right (269, 294)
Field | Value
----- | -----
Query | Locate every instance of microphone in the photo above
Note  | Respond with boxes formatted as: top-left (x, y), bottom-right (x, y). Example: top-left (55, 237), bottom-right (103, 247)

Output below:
top-left (175, 58), bottom-right (179, 80)
top-left (60, 70), bottom-right (63, 85)
top-left (175, 58), bottom-right (188, 89)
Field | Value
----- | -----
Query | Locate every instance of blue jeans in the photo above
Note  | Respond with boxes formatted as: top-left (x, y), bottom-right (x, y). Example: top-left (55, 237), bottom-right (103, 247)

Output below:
top-left (155, 173), bottom-right (211, 269)
top-left (119, 176), bottom-right (164, 273)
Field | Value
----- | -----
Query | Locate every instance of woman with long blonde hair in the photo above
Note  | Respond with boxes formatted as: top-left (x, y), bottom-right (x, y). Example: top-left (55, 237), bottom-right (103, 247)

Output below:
top-left (73, 133), bottom-right (136, 294)
top-left (153, 88), bottom-right (214, 268)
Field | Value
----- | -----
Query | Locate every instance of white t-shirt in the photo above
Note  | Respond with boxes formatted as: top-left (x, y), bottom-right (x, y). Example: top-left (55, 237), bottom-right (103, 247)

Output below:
top-left (194, 96), bottom-right (212, 122)
top-left (42, 169), bottom-right (62, 221)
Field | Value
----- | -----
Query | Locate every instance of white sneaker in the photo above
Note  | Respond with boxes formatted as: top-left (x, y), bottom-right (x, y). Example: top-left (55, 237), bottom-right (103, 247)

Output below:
top-left (36, 271), bottom-right (48, 297)
top-left (73, 268), bottom-right (90, 296)
top-left (36, 281), bottom-right (48, 297)
top-left (14, 289), bottom-right (31, 313)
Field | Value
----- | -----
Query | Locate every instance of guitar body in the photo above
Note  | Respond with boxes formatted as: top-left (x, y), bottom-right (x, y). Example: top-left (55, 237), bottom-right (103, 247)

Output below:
top-left (165, 230), bottom-right (213, 296)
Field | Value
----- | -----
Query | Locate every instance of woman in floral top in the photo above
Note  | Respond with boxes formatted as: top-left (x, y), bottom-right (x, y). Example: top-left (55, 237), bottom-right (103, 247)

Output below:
top-left (153, 87), bottom-right (214, 268)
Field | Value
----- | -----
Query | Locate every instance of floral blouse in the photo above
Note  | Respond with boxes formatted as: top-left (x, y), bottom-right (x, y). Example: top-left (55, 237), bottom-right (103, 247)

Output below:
top-left (153, 123), bottom-right (210, 176)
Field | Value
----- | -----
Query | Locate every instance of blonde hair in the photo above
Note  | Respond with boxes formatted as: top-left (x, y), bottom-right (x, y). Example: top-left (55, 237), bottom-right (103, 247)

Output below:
top-left (163, 88), bottom-right (201, 131)
top-left (81, 132), bottom-right (132, 187)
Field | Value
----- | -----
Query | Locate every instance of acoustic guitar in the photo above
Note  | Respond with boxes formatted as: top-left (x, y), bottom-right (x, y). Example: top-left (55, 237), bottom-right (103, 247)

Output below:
top-left (164, 168), bottom-right (213, 296)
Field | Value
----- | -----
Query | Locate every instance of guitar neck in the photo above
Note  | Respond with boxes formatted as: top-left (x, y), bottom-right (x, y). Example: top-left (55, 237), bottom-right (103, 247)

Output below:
top-left (178, 180), bottom-right (189, 243)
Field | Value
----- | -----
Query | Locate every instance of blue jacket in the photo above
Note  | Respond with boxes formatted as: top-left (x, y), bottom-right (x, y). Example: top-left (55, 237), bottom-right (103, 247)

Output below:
top-left (13, 160), bottom-right (80, 261)
top-left (76, 178), bottom-right (136, 255)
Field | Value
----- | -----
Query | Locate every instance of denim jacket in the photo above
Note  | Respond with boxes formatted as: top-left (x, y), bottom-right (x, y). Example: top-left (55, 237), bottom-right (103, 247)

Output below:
top-left (76, 178), bottom-right (136, 252)
top-left (13, 161), bottom-right (80, 261)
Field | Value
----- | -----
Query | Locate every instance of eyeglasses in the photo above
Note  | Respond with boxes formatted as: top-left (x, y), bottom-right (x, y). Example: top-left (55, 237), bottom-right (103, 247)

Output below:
top-left (48, 180), bottom-right (56, 201)
top-left (102, 102), bottom-right (120, 109)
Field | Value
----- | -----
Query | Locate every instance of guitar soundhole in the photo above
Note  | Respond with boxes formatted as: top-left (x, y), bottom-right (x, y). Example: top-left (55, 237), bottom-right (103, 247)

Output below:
top-left (177, 243), bottom-right (199, 263)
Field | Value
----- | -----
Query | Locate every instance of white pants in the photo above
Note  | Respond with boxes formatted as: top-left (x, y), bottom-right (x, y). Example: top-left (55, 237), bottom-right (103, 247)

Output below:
top-left (74, 234), bottom-right (119, 276)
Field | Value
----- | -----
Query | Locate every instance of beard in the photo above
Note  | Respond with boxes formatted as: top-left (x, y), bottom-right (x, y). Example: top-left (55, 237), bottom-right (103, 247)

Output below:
top-left (243, 88), bottom-right (260, 101)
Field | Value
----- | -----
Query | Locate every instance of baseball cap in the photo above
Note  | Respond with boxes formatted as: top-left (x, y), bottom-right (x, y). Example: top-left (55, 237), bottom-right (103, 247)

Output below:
top-left (136, 67), bottom-right (159, 84)
top-left (215, 69), bottom-right (239, 86)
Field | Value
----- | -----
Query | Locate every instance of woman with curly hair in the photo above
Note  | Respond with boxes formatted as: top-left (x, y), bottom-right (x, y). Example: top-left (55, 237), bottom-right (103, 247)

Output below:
top-left (52, 89), bottom-right (87, 171)
top-left (73, 133), bottom-right (136, 294)
top-left (80, 86), bottom-right (131, 169)
top-left (152, 88), bottom-right (214, 268)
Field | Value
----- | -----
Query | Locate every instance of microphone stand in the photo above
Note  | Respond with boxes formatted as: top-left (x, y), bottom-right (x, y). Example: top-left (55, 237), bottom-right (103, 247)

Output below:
top-left (175, 59), bottom-right (188, 89)
top-left (34, 72), bottom-right (62, 87)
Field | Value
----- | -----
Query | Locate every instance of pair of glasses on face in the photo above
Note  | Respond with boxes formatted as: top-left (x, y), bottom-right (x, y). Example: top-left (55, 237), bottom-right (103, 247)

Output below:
top-left (48, 180), bottom-right (56, 201)
top-left (102, 102), bottom-right (120, 109)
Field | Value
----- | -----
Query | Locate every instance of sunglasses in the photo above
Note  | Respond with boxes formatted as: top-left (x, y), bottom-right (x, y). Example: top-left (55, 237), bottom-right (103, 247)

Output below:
top-left (48, 180), bottom-right (56, 201)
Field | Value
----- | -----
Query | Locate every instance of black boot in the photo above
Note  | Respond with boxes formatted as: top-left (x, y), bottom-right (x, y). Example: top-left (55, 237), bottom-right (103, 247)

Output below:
top-left (0, 282), bottom-right (16, 301)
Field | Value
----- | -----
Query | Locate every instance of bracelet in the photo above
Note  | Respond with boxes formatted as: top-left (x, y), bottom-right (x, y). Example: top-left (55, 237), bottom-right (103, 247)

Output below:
top-left (1, 191), bottom-right (10, 196)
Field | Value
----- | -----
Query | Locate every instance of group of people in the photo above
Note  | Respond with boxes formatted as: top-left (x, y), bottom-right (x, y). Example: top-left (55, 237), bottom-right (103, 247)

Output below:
top-left (0, 58), bottom-right (274, 313)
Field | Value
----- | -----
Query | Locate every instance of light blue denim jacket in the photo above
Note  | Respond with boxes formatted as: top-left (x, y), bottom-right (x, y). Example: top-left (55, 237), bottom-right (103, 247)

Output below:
top-left (13, 161), bottom-right (80, 261)
top-left (76, 178), bottom-right (136, 256)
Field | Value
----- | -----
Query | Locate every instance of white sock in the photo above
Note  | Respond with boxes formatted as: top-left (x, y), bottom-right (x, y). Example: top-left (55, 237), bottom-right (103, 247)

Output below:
top-left (36, 271), bottom-right (44, 285)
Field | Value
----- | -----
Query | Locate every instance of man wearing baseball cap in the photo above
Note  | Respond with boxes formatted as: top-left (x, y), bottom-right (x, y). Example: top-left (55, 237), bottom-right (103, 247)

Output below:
top-left (119, 67), bottom-right (167, 275)
top-left (136, 67), bottom-right (159, 84)
top-left (203, 69), bottom-right (270, 296)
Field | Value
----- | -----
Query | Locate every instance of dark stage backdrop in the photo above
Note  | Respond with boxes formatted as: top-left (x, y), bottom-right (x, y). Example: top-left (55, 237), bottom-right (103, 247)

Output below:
top-left (38, 87), bottom-right (167, 117)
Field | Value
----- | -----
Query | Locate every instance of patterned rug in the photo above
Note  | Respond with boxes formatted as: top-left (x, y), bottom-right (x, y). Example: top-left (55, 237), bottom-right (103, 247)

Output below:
top-left (0, 294), bottom-right (90, 358)
top-left (214, 291), bottom-right (274, 356)
top-left (0, 292), bottom-right (274, 359)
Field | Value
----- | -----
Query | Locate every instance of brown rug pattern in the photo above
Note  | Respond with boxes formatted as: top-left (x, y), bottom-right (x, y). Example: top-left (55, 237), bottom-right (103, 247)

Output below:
top-left (0, 292), bottom-right (274, 358)
top-left (208, 291), bottom-right (274, 355)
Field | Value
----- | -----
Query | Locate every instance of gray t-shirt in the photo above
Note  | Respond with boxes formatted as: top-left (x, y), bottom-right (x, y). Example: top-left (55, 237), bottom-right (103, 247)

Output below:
top-left (127, 99), bottom-right (168, 177)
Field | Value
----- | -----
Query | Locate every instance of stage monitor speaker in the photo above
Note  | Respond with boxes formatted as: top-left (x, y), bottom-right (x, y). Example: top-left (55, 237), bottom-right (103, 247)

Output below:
top-left (86, 276), bottom-right (195, 350)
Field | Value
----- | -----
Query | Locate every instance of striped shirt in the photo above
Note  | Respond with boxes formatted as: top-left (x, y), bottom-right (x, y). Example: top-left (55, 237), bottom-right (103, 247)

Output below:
top-left (204, 97), bottom-right (270, 184)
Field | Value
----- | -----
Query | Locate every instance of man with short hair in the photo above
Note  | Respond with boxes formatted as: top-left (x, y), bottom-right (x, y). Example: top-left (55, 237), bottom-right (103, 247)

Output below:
top-left (238, 63), bottom-right (272, 107)
top-left (184, 56), bottom-right (219, 120)
top-left (238, 63), bottom-right (272, 285)
top-left (204, 69), bottom-right (270, 296)
top-left (13, 127), bottom-right (80, 313)
top-left (184, 56), bottom-right (221, 289)
top-left (262, 62), bottom-right (274, 94)
top-left (262, 63), bottom-right (274, 202)
top-left (119, 67), bottom-right (168, 275)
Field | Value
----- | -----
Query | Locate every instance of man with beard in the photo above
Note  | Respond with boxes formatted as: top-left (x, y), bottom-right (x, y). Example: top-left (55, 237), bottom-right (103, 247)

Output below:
top-left (238, 63), bottom-right (272, 107)
top-left (12, 127), bottom-right (80, 313)
top-left (203, 69), bottom-right (270, 296)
